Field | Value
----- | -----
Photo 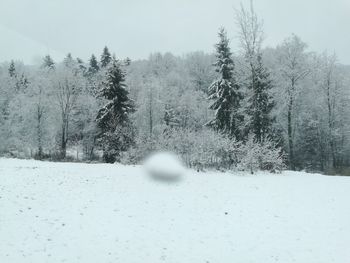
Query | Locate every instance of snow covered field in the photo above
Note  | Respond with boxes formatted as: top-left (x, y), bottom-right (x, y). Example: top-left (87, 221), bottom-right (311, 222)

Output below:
top-left (0, 158), bottom-right (349, 263)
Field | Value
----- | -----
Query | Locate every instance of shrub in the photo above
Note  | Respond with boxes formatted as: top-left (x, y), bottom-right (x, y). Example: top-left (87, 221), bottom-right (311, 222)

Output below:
top-left (237, 135), bottom-right (285, 174)
top-left (122, 129), bottom-right (285, 173)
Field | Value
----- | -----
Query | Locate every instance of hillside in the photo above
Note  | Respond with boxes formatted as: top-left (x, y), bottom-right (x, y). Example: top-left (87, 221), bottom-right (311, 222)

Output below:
top-left (0, 158), bottom-right (349, 263)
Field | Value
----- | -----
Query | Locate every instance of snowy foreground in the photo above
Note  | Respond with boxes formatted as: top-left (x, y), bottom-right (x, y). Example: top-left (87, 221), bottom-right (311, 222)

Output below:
top-left (0, 158), bottom-right (349, 263)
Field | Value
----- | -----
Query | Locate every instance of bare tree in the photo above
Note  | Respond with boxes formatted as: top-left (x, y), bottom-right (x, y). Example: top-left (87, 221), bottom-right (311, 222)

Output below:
top-left (236, 1), bottom-right (276, 142)
top-left (277, 35), bottom-right (310, 170)
top-left (235, 0), bottom-right (264, 71)
top-left (34, 85), bottom-right (45, 158)
top-left (55, 69), bottom-right (81, 158)
top-left (320, 53), bottom-right (338, 168)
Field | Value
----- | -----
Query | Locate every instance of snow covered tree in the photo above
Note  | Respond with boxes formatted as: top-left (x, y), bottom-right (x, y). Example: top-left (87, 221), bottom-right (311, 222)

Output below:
top-left (244, 54), bottom-right (275, 142)
top-left (42, 55), bottom-right (55, 70)
top-left (235, 1), bottom-right (263, 73)
top-left (54, 66), bottom-right (84, 159)
top-left (76, 57), bottom-right (87, 73)
top-left (296, 111), bottom-right (325, 171)
top-left (6, 61), bottom-right (28, 93)
top-left (238, 134), bottom-right (285, 174)
top-left (185, 51), bottom-right (217, 93)
top-left (8, 60), bottom-right (16, 77)
top-left (88, 54), bottom-right (99, 75)
top-left (207, 27), bottom-right (242, 138)
top-left (100, 46), bottom-right (112, 68)
top-left (0, 40), bottom-right (348, 173)
top-left (124, 57), bottom-right (131, 66)
top-left (235, 1), bottom-right (275, 142)
top-left (276, 35), bottom-right (310, 170)
top-left (96, 59), bottom-right (135, 163)
top-left (63, 53), bottom-right (75, 68)
top-left (85, 54), bottom-right (102, 96)
top-left (320, 53), bottom-right (340, 169)
top-left (35, 88), bottom-right (45, 159)
top-left (16, 73), bottom-right (29, 92)
top-left (164, 104), bottom-right (180, 129)
top-left (28, 74), bottom-right (54, 160)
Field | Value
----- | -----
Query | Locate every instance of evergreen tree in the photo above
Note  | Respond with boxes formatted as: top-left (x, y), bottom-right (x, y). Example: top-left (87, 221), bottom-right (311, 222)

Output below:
top-left (244, 54), bottom-right (275, 142)
top-left (207, 28), bottom-right (242, 138)
top-left (76, 57), bottom-right (87, 73)
top-left (8, 60), bottom-right (16, 77)
top-left (96, 59), bottom-right (135, 163)
top-left (164, 104), bottom-right (180, 129)
top-left (63, 53), bottom-right (75, 68)
top-left (16, 73), bottom-right (29, 92)
top-left (86, 55), bottom-right (100, 96)
top-left (8, 61), bottom-right (28, 92)
top-left (42, 55), bottom-right (55, 70)
top-left (88, 54), bottom-right (99, 75)
top-left (296, 114), bottom-right (324, 171)
top-left (124, 57), bottom-right (131, 66)
top-left (100, 46), bottom-right (112, 68)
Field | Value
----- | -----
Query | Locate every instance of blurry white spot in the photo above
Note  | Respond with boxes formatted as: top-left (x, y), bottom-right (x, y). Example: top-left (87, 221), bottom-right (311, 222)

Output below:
top-left (143, 152), bottom-right (185, 182)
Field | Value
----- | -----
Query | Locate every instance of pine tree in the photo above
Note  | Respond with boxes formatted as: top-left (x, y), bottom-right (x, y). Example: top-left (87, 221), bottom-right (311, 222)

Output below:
top-left (63, 53), bottom-right (75, 68)
top-left (76, 57), bottom-right (87, 73)
top-left (164, 104), bottom-right (180, 129)
top-left (42, 55), bottom-right (55, 70)
top-left (124, 57), bottom-right (131, 66)
top-left (8, 61), bottom-right (29, 92)
top-left (88, 54), bottom-right (99, 75)
top-left (207, 28), bottom-right (242, 138)
top-left (244, 54), bottom-right (275, 142)
top-left (297, 114), bottom-right (324, 171)
top-left (16, 73), bottom-right (29, 92)
top-left (8, 60), bottom-right (16, 77)
top-left (96, 59), bottom-right (135, 163)
top-left (100, 46), bottom-right (112, 68)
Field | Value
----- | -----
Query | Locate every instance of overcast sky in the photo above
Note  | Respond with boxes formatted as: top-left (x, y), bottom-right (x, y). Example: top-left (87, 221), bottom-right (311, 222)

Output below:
top-left (0, 0), bottom-right (349, 64)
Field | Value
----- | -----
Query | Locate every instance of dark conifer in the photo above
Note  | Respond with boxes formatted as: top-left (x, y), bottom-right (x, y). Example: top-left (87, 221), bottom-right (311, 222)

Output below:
top-left (96, 59), bottom-right (135, 163)
top-left (87, 54), bottom-right (99, 75)
top-left (244, 54), bottom-right (275, 142)
top-left (207, 28), bottom-right (242, 138)
top-left (100, 46), bottom-right (112, 68)
top-left (8, 60), bottom-right (16, 77)
top-left (42, 55), bottom-right (55, 70)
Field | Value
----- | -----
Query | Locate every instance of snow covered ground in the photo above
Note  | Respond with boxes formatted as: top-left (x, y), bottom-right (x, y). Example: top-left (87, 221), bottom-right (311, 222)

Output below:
top-left (0, 158), bottom-right (349, 263)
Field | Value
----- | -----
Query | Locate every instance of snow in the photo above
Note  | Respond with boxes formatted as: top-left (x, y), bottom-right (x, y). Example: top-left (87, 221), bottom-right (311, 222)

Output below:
top-left (0, 158), bottom-right (349, 263)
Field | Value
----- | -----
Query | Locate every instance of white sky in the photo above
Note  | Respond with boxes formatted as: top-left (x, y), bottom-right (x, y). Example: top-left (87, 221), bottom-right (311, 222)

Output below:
top-left (0, 0), bottom-right (349, 64)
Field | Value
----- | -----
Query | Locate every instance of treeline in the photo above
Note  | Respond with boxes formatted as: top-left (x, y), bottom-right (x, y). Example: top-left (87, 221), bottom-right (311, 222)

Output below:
top-left (0, 4), bottom-right (349, 174)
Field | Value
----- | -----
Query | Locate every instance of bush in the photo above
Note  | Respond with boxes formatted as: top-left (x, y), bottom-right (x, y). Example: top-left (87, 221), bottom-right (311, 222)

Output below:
top-left (237, 135), bottom-right (285, 174)
top-left (121, 128), bottom-right (238, 169)
top-left (122, 129), bottom-right (285, 173)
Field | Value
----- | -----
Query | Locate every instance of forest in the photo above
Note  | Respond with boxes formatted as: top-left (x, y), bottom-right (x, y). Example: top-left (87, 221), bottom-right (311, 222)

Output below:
top-left (0, 4), bottom-right (349, 175)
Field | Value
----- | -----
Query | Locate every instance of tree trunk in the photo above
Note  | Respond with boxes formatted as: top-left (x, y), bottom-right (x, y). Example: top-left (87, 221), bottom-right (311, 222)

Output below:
top-left (326, 81), bottom-right (336, 169)
top-left (60, 118), bottom-right (68, 159)
top-left (288, 95), bottom-right (295, 170)
top-left (37, 117), bottom-right (43, 159)
top-left (61, 132), bottom-right (67, 159)
top-left (89, 136), bottom-right (96, 161)
top-left (149, 86), bottom-right (153, 137)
